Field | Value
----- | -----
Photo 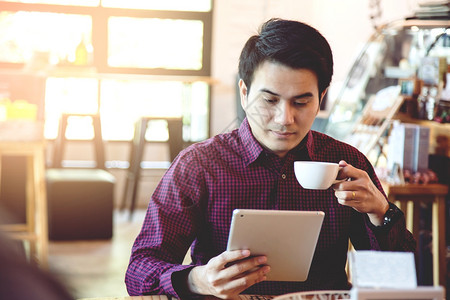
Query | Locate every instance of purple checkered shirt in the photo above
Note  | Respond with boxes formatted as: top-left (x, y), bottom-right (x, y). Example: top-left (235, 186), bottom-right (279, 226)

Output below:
top-left (125, 118), bottom-right (416, 298)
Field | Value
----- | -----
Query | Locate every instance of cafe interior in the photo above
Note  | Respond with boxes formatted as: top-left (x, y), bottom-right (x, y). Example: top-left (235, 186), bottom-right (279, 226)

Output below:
top-left (0, 0), bottom-right (449, 299)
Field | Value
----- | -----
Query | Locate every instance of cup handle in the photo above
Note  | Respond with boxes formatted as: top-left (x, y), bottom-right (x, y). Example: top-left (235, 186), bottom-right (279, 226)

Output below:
top-left (332, 178), bottom-right (347, 184)
top-left (332, 166), bottom-right (348, 184)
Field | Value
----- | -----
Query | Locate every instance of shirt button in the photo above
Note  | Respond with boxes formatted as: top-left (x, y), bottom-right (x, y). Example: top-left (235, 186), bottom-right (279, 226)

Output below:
top-left (281, 174), bottom-right (286, 180)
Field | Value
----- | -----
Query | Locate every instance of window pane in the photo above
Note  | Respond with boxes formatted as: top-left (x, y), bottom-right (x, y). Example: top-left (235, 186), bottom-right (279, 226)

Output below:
top-left (99, 79), bottom-right (208, 141)
top-left (108, 18), bottom-right (203, 70)
top-left (0, 11), bottom-right (92, 66)
top-left (1, 0), bottom-right (99, 6)
top-left (189, 82), bottom-right (209, 141)
top-left (102, 0), bottom-right (211, 12)
top-left (44, 77), bottom-right (209, 141)
top-left (100, 79), bottom-right (184, 141)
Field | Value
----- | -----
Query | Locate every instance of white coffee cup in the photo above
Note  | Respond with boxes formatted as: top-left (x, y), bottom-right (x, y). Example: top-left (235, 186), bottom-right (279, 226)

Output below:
top-left (294, 161), bottom-right (343, 190)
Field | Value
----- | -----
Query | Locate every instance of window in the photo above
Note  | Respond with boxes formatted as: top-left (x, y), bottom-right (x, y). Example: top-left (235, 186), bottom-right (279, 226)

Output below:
top-left (102, 0), bottom-right (211, 12)
top-left (0, 11), bottom-right (92, 65)
top-left (108, 17), bottom-right (204, 70)
top-left (0, 0), bottom-right (212, 142)
top-left (1, 0), bottom-right (99, 6)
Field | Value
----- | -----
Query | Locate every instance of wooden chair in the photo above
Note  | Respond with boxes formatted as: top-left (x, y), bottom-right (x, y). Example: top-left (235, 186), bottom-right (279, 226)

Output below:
top-left (52, 113), bottom-right (105, 169)
top-left (121, 117), bottom-right (183, 220)
top-left (47, 113), bottom-right (115, 240)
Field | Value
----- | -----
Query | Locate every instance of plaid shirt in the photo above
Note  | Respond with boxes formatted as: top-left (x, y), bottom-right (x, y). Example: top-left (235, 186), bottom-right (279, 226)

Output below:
top-left (125, 118), bottom-right (416, 297)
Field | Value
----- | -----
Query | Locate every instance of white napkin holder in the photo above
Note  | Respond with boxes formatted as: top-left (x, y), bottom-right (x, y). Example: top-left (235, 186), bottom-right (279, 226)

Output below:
top-left (348, 250), bottom-right (444, 300)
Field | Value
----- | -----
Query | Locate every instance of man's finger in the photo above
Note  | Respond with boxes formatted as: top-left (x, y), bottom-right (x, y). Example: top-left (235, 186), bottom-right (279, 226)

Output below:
top-left (212, 250), bottom-right (251, 269)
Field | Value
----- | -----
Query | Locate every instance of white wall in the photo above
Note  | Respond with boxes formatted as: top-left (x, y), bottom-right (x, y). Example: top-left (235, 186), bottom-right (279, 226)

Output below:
top-left (210, 0), bottom-right (422, 135)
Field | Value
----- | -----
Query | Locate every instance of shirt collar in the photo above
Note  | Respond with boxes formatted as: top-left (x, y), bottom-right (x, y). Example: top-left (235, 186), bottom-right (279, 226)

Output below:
top-left (238, 118), bottom-right (264, 166)
top-left (304, 130), bottom-right (315, 159)
top-left (238, 118), bottom-right (315, 166)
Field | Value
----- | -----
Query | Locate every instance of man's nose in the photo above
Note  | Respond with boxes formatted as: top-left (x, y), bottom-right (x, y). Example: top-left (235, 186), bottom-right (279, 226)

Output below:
top-left (274, 102), bottom-right (294, 125)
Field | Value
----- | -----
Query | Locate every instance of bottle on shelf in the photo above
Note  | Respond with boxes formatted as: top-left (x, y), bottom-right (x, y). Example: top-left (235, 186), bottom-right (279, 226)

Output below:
top-left (426, 86), bottom-right (438, 121)
top-left (417, 86), bottom-right (429, 120)
top-left (73, 38), bottom-right (88, 66)
top-left (73, 35), bottom-right (94, 66)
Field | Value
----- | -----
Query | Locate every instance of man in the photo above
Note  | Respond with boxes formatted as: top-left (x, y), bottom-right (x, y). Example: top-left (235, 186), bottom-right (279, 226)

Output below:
top-left (125, 18), bottom-right (415, 299)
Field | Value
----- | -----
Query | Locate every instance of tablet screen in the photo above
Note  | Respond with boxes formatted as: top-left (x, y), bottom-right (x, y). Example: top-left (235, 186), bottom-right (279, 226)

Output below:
top-left (226, 209), bottom-right (325, 281)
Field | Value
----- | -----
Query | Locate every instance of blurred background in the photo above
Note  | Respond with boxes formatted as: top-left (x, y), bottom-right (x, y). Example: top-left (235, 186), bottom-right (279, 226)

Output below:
top-left (0, 0), bottom-right (448, 299)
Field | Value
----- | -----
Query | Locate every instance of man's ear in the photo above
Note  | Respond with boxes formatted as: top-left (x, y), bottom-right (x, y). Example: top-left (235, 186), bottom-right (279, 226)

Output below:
top-left (239, 79), bottom-right (248, 112)
top-left (317, 87), bottom-right (328, 114)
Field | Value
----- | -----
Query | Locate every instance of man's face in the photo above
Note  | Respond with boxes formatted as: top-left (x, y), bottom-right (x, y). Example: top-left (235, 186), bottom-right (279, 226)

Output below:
top-left (240, 61), bottom-right (325, 158)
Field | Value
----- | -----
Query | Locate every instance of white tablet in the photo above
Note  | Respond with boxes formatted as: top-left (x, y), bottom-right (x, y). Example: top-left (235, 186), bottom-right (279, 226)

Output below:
top-left (226, 209), bottom-right (325, 282)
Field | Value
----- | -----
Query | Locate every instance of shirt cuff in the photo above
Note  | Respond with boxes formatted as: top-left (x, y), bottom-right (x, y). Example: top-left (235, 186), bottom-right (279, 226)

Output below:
top-left (366, 202), bottom-right (404, 234)
top-left (160, 264), bottom-right (197, 298)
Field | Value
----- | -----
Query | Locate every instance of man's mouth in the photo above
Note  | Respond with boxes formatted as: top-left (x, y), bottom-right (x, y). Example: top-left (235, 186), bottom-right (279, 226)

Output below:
top-left (272, 130), bottom-right (295, 138)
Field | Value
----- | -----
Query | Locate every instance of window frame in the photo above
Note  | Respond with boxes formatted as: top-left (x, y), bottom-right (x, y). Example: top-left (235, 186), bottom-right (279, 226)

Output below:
top-left (0, 1), bottom-right (213, 142)
top-left (0, 1), bottom-right (213, 76)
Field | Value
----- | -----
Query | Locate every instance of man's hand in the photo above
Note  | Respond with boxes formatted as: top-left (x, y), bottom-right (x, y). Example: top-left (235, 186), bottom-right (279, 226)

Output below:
top-left (187, 250), bottom-right (270, 299)
top-left (332, 160), bottom-right (389, 226)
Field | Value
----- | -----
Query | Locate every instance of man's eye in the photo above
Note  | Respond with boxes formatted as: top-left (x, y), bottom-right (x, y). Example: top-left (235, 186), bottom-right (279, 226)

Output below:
top-left (294, 102), bottom-right (307, 106)
top-left (264, 98), bottom-right (277, 104)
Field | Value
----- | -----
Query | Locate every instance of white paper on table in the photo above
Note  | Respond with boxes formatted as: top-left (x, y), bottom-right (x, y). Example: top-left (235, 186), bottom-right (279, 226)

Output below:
top-left (348, 250), bottom-right (417, 289)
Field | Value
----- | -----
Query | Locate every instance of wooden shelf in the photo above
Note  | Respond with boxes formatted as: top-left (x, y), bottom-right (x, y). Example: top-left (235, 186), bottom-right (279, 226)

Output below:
top-left (0, 140), bottom-right (48, 268)
top-left (383, 182), bottom-right (448, 287)
top-left (0, 67), bottom-right (219, 84)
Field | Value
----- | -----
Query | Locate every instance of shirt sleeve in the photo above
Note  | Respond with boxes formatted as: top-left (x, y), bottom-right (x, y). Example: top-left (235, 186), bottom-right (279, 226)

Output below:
top-left (349, 209), bottom-right (416, 252)
top-left (348, 155), bottom-right (416, 253)
top-left (366, 209), bottom-right (417, 251)
top-left (125, 149), bottom-right (205, 297)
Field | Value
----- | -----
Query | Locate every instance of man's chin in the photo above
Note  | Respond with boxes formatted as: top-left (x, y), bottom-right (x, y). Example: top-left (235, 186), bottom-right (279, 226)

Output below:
top-left (269, 143), bottom-right (297, 155)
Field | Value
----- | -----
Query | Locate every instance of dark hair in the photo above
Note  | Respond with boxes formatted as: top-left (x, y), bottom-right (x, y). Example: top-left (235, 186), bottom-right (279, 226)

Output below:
top-left (238, 18), bottom-right (333, 96)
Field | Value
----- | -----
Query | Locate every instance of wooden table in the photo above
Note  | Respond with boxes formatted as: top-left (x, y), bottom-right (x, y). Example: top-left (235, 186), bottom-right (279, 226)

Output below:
top-left (383, 183), bottom-right (448, 287)
top-left (79, 296), bottom-right (249, 300)
top-left (0, 140), bottom-right (48, 268)
top-left (79, 297), bottom-right (170, 300)
top-left (79, 291), bottom-right (351, 300)
top-left (81, 296), bottom-right (260, 300)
